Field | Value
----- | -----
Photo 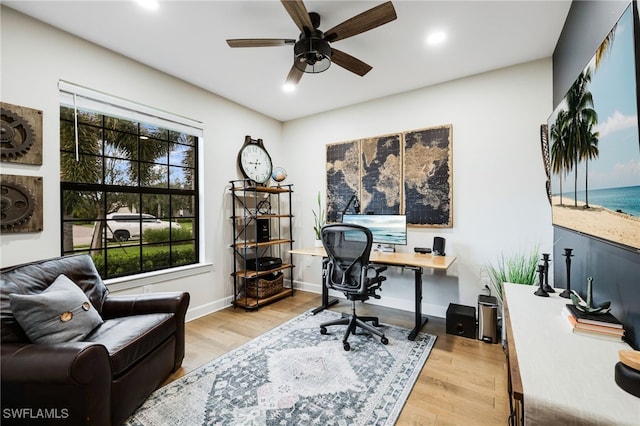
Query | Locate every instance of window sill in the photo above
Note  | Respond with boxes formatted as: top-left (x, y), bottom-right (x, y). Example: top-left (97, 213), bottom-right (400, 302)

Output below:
top-left (105, 262), bottom-right (213, 292)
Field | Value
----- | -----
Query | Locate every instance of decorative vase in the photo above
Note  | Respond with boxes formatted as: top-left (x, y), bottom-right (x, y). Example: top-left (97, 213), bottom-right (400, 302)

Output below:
top-left (314, 239), bottom-right (323, 248)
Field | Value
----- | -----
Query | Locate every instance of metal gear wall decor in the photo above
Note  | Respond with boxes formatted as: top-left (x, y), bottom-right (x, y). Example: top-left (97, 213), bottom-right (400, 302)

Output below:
top-left (0, 174), bottom-right (43, 233)
top-left (1, 102), bottom-right (43, 165)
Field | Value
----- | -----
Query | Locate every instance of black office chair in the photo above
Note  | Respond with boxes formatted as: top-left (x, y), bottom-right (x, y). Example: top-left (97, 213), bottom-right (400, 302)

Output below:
top-left (319, 223), bottom-right (389, 351)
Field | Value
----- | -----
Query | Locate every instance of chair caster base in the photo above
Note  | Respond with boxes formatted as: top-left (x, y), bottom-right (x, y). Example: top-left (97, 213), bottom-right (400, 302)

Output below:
top-left (343, 341), bottom-right (351, 351)
top-left (381, 336), bottom-right (389, 345)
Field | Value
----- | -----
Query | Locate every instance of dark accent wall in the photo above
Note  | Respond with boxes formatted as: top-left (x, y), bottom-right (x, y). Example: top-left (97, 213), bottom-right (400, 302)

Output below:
top-left (552, 0), bottom-right (640, 349)
top-left (553, 0), bottom-right (631, 105)
top-left (553, 227), bottom-right (639, 348)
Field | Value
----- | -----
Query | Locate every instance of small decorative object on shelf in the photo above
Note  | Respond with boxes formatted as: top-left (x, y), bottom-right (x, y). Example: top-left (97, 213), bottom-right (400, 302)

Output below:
top-left (559, 248), bottom-right (573, 299)
top-left (271, 166), bottom-right (287, 185)
top-left (570, 277), bottom-right (611, 314)
top-left (237, 136), bottom-right (273, 186)
top-left (534, 264), bottom-right (549, 297)
top-left (541, 253), bottom-right (554, 293)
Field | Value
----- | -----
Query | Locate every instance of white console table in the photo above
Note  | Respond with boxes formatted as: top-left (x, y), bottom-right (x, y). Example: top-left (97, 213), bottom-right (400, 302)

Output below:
top-left (504, 282), bottom-right (639, 425)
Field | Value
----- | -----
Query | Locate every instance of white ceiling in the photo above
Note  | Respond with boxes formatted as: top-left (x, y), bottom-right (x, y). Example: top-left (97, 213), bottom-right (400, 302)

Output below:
top-left (4, 0), bottom-right (572, 122)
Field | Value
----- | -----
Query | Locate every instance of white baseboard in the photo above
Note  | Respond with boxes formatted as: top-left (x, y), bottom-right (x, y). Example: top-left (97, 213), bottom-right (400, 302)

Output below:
top-left (185, 281), bottom-right (447, 323)
top-left (293, 280), bottom-right (446, 319)
top-left (185, 296), bottom-right (233, 322)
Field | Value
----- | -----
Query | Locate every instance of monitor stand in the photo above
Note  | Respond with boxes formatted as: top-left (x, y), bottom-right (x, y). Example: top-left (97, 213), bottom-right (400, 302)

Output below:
top-left (374, 244), bottom-right (395, 253)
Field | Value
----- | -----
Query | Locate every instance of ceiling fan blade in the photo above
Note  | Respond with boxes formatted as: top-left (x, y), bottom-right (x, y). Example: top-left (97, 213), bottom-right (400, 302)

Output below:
top-left (286, 64), bottom-right (304, 85)
top-left (331, 48), bottom-right (372, 76)
top-left (227, 39), bottom-right (295, 48)
top-left (281, 0), bottom-right (314, 33)
top-left (325, 1), bottom-right (397, 42)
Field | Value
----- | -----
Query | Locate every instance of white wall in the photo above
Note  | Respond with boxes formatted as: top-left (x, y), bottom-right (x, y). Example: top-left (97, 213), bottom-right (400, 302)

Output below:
top-left (1, 6), bottom-right (554, 320)
top-left (283, 59), bottom-right (554, 316)
top-left (0, 8), bottom-right (283, 320)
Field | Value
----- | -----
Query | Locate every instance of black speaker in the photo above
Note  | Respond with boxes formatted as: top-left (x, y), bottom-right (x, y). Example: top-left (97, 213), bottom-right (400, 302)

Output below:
top-left (446, 303), bottom-right (476, 339)
top-left (257, 219), bottom-right (270, 242)
top-left (433, 236), bottom-right (446, 256)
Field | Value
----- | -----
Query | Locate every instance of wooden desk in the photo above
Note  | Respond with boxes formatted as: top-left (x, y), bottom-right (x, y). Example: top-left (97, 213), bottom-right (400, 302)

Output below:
top-left (504, 283), bottom-right (639, 425)
top-left (290, 247), bottom-right (456, 340)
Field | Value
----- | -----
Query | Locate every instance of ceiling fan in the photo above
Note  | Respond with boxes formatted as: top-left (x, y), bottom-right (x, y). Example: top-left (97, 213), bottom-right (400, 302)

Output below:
top-left (226, 0), bottom-right (397, 85)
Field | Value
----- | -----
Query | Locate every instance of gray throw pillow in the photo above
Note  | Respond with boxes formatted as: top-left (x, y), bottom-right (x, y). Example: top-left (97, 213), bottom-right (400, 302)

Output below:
top-left (9, 274), bottom-right (104, 344)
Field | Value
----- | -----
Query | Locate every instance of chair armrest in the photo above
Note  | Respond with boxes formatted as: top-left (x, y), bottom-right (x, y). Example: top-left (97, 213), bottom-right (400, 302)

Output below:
top-left (1, 342), bottom-right (112, 425)
top-left (101, 291), bottom-right (190, 371)
top-left (368, 264), bottom-right (388, 275)
top-left (101, 291), bottom-right (190, 320)
top-left (1, 342), bottom-right (110, 384)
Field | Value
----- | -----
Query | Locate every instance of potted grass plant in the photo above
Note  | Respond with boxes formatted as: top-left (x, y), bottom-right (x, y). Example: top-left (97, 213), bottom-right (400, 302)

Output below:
top-left (312, 191), bottom-right (325, 247)
top-left (486, 244), bottom-right (541, 303)
top-left (485, 244), bottom-right (540, 347)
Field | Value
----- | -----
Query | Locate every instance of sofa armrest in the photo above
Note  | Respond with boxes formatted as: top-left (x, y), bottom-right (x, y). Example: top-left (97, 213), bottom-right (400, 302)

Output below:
top-left (2, 341), bottom-right (110, 384)
top-left (101, 292), bottom-right (189, 319)
top-left (102, 291), bottom-right (190, 371)
top-left (1, 342), bottom-right (112, 425)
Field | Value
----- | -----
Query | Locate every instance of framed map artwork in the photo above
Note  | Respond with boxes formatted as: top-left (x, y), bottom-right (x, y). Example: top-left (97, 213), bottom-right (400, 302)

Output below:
top-left (326, 124), bottom-right (453, 227)
top-left (326, 140), bottom-right (360, 223)
top-left (361, 134), bottom-right (402, 214)
top-left (403, 125), bottom-right (453, 227)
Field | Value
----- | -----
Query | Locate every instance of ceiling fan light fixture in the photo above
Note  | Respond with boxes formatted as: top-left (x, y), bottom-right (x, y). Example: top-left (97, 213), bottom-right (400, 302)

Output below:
top-left (294, 37), bottom-right (332, 73)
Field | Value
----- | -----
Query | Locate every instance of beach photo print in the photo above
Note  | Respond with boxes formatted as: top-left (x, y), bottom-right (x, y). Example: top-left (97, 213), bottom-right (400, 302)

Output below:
top-left (547, 3), bottom-right (640, 250)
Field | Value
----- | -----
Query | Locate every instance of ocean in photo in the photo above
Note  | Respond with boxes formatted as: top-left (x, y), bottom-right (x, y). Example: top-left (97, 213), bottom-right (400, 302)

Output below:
top-left (557, 185), bottom-right (640, 216)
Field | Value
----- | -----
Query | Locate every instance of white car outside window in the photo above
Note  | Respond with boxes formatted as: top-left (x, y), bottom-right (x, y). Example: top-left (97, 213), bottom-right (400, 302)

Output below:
top-left (106, 213), bottom-right (181, 241)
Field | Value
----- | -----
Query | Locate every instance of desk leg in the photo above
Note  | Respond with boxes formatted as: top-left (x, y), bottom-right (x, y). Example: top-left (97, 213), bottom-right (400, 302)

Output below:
top-left (312, 258), bottom-right (339, 315)
top-left (408, 266), bottom-right (428, 340)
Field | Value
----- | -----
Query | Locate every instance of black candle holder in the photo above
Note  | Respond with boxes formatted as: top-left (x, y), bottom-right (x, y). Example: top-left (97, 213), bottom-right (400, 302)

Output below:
top-left (541, 253), bottom-right (554, 293)
top-left (534, 264), bottom-right (549, 297)
top-left (559, 248), bottom-right (573, 299)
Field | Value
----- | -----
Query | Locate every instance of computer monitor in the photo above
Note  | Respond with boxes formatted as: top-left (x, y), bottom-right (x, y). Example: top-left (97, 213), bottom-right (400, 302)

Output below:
top-left (342, 214), bottom-right (407, 246)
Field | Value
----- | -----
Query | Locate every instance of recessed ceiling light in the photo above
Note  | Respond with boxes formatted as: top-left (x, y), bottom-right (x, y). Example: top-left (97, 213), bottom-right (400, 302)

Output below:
top-left (135, 0), bottom-right (159, 10)
top-left (426, 31), bottom-right (447, 46)
top-left (282, 83), bottom-right (296, 93)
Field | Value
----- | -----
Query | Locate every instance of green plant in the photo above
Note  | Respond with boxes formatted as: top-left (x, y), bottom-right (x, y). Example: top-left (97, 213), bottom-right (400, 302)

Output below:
top-left (486, 245), bottom-right (540, 302)
top-left (312, 191), bottom-right (325, 240)
top-left (143, 227), bottom-right (192, 243)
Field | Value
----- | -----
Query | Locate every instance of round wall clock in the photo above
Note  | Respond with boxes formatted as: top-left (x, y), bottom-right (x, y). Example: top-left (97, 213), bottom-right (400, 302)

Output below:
top-left (237, 136), bottom-right (273, 185)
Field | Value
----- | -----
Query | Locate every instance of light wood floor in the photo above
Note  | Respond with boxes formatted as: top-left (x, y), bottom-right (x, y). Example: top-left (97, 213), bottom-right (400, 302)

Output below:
top-left (166, 291), bottom-right (511, 425)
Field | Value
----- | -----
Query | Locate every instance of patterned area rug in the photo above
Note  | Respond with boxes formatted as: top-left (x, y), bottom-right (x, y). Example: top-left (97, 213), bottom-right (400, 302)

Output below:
top-left (124, 309), bottom-right (436, 426)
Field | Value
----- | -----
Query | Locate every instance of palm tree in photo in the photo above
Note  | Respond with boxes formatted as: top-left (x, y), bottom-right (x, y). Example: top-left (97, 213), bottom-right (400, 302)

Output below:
top-left (580, 121), bottom-right (600, 208)
top-left (565, 69), bottom-right (597, 207)
top-left (550, 109), bottom-right (571, 205)
top-left (595, 25), bottom-right (617, 69)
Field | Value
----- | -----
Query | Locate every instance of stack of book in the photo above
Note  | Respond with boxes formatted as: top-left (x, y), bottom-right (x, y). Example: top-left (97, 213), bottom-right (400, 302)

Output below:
top-left (563, 304), bottom-right (625, 341)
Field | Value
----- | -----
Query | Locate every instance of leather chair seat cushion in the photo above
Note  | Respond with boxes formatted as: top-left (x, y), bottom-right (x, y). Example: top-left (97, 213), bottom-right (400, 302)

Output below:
top-left (84, 313), bottom-right (175, 376)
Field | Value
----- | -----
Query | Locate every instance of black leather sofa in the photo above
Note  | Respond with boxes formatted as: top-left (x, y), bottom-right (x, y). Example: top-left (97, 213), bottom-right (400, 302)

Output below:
top-left (1, 254), bottom-right (190, 425)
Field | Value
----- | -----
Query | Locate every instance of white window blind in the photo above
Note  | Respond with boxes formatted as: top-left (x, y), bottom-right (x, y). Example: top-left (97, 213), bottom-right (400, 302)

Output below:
top-left (58, 80), bottom-right (203, 137)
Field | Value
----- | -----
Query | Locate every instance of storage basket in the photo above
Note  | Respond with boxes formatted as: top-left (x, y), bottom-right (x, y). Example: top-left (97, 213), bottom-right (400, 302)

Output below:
top-left (246, 272), bottom-right (284, 298)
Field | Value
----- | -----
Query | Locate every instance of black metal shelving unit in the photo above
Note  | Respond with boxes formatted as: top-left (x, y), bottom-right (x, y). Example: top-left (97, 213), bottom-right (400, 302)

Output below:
top-left (229, 179), bottom-right (294, 310)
